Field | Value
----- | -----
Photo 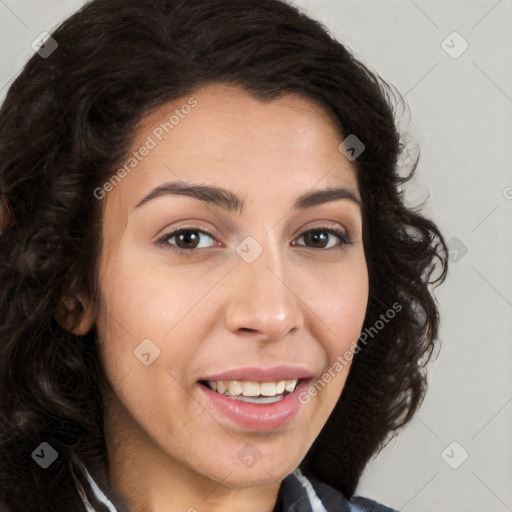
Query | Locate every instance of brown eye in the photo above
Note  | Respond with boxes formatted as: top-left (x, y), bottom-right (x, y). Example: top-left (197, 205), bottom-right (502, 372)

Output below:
top-left (174, 230), bottom-right (201, 249)
top-left (157, 228), bottom-right (217, 252)
top-left (303, 231), bottom-right (330, 248)
top-left (293, 228), bottom-right (351, 250)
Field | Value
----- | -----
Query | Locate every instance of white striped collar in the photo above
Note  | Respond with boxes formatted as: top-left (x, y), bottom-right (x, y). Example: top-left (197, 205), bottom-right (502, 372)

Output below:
top-left (292, 468), bottom-right (329, 512)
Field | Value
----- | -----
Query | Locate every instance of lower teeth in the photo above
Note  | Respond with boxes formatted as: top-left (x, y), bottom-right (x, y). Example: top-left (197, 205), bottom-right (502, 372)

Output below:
top-left (221, 393), bottom-right (287, 404)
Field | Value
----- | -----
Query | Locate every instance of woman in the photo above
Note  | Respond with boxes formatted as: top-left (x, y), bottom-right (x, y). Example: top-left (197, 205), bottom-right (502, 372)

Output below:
top-left (0, 0), bottom-right (448, 511)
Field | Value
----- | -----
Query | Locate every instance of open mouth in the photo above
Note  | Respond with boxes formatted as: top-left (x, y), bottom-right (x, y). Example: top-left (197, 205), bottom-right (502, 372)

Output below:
top-left (199, 378), bottom-right (302, 404)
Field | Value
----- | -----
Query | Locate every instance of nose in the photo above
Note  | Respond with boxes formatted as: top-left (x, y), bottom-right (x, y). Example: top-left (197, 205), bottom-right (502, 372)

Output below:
top-left (223, 237), bottom-right (305, 340)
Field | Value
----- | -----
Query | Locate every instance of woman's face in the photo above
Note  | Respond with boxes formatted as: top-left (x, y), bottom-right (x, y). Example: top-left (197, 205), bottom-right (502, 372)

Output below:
top-left (93, 83), bottom-right (368, 491)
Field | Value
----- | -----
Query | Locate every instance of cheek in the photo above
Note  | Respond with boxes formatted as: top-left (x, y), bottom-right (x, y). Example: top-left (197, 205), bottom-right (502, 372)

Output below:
top-left (295, 262), bottom-right (367, 434)
top-left (99, 246), bottom-right (206, 333)
top-left (306, 257), bottom-right (368, 359)
top-left (98, 248), bottom-right (213, 384)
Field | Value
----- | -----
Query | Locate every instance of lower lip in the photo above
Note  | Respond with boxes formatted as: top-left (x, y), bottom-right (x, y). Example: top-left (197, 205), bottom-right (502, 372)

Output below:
top-left (198, 380), bottom-right (310, 431)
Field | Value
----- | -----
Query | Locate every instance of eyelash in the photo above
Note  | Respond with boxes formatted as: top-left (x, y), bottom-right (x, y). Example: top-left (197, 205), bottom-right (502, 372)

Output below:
top-left (156, 225), bottom-right (353, 256)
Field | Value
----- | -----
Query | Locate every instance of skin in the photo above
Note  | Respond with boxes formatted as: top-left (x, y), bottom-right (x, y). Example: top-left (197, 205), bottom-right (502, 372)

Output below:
top-left (65, 83), bottom-right (369, 512)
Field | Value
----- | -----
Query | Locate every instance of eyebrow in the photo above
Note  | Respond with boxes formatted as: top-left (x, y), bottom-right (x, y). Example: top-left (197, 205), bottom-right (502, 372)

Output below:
top-left (133, 180), bottom-right (362, 214)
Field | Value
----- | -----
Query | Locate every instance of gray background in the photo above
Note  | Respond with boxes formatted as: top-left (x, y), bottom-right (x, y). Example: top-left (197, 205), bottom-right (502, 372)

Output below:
top-left (1, 1), bottom-right (511, 511)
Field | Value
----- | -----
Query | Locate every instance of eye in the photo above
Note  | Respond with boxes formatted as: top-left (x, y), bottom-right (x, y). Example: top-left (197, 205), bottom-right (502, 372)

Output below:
top-left (156, 226), bottom-right (217, 254)
top-left (156, 225), bottom-right (352, 255)
top-left (292, 227), bottom-right (352, 250)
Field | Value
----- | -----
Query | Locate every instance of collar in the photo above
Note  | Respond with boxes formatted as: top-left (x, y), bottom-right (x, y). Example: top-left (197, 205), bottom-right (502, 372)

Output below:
top-left (272, 468), bottom-right (350, 512)
top-left (70, 455), bottom-right (352, 512)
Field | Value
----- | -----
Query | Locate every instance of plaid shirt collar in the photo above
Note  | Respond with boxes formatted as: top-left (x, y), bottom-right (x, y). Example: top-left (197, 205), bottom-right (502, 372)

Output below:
top-left (272, 468), bottom-right (351, 512)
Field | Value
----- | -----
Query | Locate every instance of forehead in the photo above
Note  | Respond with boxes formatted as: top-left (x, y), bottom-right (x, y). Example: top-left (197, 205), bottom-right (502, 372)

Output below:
top-left (101, 82), bottom-right (358, 226)
top-left (138, 81), bottom-right (343, 140)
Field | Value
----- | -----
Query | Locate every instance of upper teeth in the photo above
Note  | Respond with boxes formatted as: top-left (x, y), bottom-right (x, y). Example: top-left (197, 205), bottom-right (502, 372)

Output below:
top-left (206, 379), bottom-right (298, 397)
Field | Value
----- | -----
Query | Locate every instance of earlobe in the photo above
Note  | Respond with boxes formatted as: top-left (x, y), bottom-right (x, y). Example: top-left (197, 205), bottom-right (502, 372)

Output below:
top-left (54, 293), bottom-right (95, 335)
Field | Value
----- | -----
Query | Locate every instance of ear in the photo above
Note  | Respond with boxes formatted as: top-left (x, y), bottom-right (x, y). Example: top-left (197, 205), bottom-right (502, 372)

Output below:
top-left (54, 293), bottom-right (95, 335)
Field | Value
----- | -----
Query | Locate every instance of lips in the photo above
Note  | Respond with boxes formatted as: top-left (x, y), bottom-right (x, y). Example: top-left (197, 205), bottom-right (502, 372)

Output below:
top-left (195, 366), bottom-right (316, 429)
top-left (198, 375), bottom-right (313, 430)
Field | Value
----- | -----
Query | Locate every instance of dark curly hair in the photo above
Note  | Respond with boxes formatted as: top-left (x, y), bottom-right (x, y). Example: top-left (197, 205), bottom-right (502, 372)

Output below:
top-left (0, 0), bottom-right (448, 510)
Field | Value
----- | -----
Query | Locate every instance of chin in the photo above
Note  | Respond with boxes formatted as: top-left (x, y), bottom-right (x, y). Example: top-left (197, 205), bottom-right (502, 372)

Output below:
top-left (201, 456), bottom-right (299, 488)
